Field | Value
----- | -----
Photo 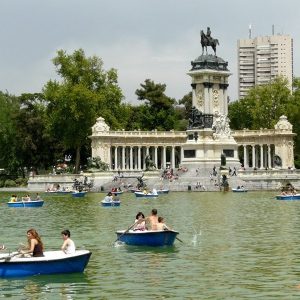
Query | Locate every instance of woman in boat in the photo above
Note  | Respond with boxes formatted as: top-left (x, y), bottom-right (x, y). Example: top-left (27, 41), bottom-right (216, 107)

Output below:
top-left (133, 212), bottom-right (146, 231)
top-left (20, 228), bottom-right (44, 257)
top-left (61, 229), bottom-right (76, 254)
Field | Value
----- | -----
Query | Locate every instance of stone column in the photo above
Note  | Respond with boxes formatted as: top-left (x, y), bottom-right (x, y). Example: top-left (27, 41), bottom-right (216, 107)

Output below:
top-left (171, 146), bottom-right (175, 169)
top-left (122, 146), bottom-right (125, 170)
top-left (114, 146), bottom-right (118, 170)
top-left (260, 144), bottom-right (264, 169)
top-left (180, 147), bottom-right (184, 167)
top-left (243, 145), bottom-right (248, 168)
top-left (252, 145), bottom-right (256, 169)
top-left (154, 146), bottom-right (158, 169)
top-left (268, 145), bottom-right (272, 169)
top-left (130, 147), bottom-right (133, 170)
top-left (138, 146), bottom-right (141, 170)
top-left (162, 146), bottom-right (166, 169)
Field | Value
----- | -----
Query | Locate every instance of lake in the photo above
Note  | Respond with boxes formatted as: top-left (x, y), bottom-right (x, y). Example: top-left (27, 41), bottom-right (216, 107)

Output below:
top-left (1, 190), bottom-right (300, 299)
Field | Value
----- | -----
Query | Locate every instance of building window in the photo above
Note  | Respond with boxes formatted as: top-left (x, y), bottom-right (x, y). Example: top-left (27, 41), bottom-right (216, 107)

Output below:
top-left (184, 150), bottom-right (196, 158)
top-left (223, 149), bottom-right (234, 158)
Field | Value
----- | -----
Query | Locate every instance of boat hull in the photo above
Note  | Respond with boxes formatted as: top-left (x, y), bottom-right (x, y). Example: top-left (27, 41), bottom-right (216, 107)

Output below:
top-left (45, 191), bottom-right (72, 195)
top-left (0, 250), bottom-right (91, 277)
top-left (134, 192), bottom-right (158, 198)
top-left (110, 191), bottom-right (123, 195)
top-left (101, 201), bottom-right (121, 207)
top-left (157, 189), bottom-right (169, 194)
top-left (7, 200), bottom-right (44, 207)
top-left (276, 194), bottom-right (300, 200)
top-left (72, 192), bottom-right (86, 198)
top-left (116, 230), bottom-right (178, 246)
top-left (232, 189), bottom-right (248, 193)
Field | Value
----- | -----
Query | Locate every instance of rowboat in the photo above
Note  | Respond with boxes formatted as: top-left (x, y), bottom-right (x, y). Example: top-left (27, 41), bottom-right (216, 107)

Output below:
top-left (134, 191), bottom-right (158, 198)
top-left (115, 230), bottom-right (179, 246)
top-left (101, 199), bottom-right (121, 207)
top-left (7, 200), bottom-right (44, 208)
top-left (72, 191), bottom-right (86, 198)
top-left (45, 190), bottom-right (72, 195)
top-left (276, 194), bottom-right (300, 200)
top-left (157, 189), bottom-right (169, 194)
top-left (0, 250), bottom-right (91, 277)
top-left (232, 188), bottom-right (248, 193)
top-left (110, 191), bottom-right (123, 195)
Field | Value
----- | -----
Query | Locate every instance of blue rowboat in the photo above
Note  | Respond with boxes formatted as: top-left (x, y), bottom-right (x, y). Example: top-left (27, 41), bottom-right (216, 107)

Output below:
top-left (72, 191), bottom-right (86, 198)
top-left (101, 200), bottom-right (121, 207)
top-left (276, 194), bottom-right (300, 200)
top-left (115, 230), bottom-right (179, 246)
top-left (0, 250), bottom-right (91, 277)
top-left (7, 200), bottom-right (44, 208)
top-left (134, 191), bottom-right (158, 198)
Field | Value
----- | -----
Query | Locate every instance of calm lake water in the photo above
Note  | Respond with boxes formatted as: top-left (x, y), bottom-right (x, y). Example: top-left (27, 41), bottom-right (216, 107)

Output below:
top-left (1, 191), bottom-right (300, 299)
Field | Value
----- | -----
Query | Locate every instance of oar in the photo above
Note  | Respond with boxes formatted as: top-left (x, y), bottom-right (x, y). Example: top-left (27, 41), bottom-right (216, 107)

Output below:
top-left (176, 236), bottom-right (184, 243)
top-left (114, 222), bottom-right (136, 244)
top-left (0, 252), bottom-right (20, 262)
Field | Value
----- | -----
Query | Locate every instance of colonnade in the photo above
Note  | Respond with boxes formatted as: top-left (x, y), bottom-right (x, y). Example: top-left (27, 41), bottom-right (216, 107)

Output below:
top-left (240, 144), bottom-right (275, 169)
top-left (111, 145), bottom-right (182, 171)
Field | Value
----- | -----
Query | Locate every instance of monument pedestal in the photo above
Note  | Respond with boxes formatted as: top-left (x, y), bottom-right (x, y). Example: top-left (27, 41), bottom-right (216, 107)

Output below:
top-left (180, 53), bottom-right (240, 172)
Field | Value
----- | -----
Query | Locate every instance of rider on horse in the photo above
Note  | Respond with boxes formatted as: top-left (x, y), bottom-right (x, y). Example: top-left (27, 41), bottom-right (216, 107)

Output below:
top-left (206, 27), bottom-right (212, 43)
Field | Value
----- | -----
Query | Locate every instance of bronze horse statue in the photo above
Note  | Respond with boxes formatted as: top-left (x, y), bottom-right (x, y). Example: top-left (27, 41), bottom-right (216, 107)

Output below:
top-left (200, 30), bottom-right (219, 56)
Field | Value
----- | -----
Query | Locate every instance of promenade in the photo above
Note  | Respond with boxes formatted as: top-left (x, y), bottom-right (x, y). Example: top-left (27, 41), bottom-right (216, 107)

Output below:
top-left (26, 168), bottom-right (300, 192)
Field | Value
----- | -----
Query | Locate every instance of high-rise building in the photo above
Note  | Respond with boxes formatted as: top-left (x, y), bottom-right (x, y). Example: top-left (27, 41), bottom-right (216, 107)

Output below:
top-left (238, 34), bottom-right (293, 99)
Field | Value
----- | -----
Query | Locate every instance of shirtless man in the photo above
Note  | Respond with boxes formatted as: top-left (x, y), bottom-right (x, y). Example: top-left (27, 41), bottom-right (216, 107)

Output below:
top-left (146, 209), bottom-right (159, 230)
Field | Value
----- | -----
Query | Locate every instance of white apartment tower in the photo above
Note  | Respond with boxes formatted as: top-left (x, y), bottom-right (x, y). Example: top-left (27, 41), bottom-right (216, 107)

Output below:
top-left (238, 34), bottom-right (293, 98)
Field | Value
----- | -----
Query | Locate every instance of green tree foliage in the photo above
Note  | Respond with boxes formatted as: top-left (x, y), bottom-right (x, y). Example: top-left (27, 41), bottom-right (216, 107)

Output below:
top-left (0, 92), bottom-right (21, 175)
top-left (44, 49), bottom-right (123, 173)
top-left (15, 93), bottom-right (63, 173)
top-left (135, 79), bottom-right (179, 130)
top-left (178, 91), bottom-right (192, 120)
top-left (229, 77), bottom-right (291, 130)
top-left (287, 78), bottom-right (300, 167)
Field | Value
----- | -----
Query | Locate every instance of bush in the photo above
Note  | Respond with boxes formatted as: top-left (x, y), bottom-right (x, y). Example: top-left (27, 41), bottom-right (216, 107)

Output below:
top-left (4, 179), bottom-right (17, 187)
top-left (0, 180), bottom-right (4, 188)
top-left (15, 177), bottom-right (28, 186)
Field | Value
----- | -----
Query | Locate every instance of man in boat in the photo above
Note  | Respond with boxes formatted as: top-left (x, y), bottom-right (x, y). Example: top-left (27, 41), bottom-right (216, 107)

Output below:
top-left (146, 209), bottom-right (159, 230)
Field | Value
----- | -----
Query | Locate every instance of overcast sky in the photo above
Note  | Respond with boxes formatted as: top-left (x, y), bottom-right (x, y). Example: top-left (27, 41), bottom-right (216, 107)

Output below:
top-left (0, 0), bottom-right (299, 104)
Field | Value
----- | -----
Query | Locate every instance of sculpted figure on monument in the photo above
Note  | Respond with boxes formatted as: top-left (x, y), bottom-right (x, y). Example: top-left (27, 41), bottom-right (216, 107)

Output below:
top-left (200, 27), bottom-right (219, 56)
top-left (188, 106), bottom-right (204, 129)
top-left (212, 112), bottom-right (231, 138)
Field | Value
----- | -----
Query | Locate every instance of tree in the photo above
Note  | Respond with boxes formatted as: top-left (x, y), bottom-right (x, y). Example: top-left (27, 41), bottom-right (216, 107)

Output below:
top-left (229, 77), bottom-right (291, 130)
top-left (135, 79), bottom-right (178, 130)
top-left (0, 92), bottom-right (21, 175)
top-left (14, 93), bottom-right (64, 174)
top-left (44, 49), bottom-right (123, 173)
top-left (288, 77), bottom-right (300, 168)
top-left (178, 91), bottom-right (192, 120)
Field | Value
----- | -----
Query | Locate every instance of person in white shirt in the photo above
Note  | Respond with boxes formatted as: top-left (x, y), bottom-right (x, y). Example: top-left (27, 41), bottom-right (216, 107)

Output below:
top-left (61, 229), bottom-right (76, 254)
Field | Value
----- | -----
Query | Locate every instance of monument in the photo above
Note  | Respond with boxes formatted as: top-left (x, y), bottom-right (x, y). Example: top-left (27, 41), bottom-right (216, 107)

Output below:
top-left (180, 27), bottom-right (240, 172)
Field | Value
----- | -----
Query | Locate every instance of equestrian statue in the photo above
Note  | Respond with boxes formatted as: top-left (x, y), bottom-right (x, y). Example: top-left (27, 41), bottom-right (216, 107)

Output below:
top-left (200, 27), bottom-right (219, 56)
